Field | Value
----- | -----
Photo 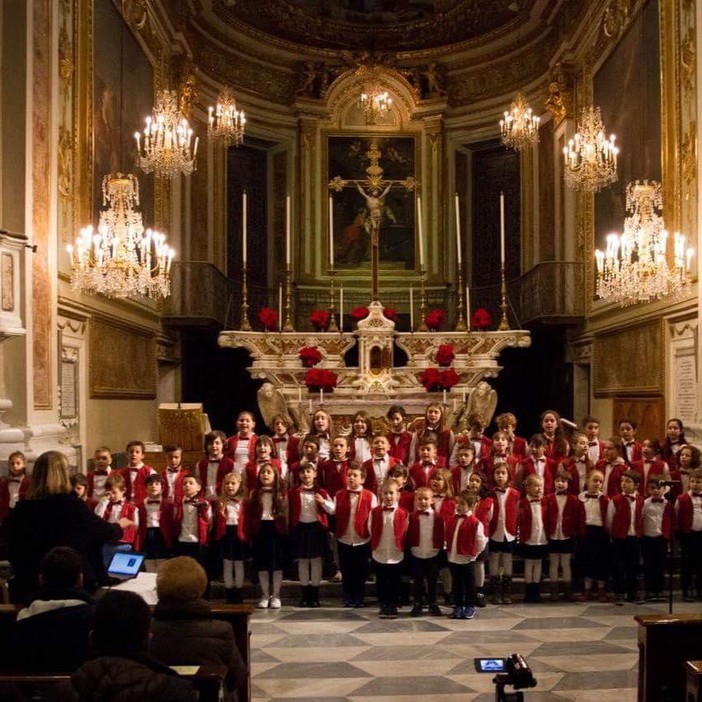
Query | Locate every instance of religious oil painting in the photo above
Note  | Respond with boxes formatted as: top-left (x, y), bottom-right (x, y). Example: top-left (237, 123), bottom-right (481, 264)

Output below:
top-left (328, 136), bottom-right (416, 271)
top-left (93, 0), bottom-right (153, 223)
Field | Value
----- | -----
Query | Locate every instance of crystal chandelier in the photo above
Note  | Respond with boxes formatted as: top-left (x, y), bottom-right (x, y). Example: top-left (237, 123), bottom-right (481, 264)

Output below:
top-left (563, 106), bottom-right (618, 192)
top-left (135, 90), bottom-right (198, 178)
top-left (358, 87), bottom-right (392, 125)
top-left (208, 88), bottom-right (246, 147)
top-left (500, 93), bottom-right (540, 151)
top-left (595, 180), bottom-right (695, 306)
top-left (67, 173), bottom-right (174, 300)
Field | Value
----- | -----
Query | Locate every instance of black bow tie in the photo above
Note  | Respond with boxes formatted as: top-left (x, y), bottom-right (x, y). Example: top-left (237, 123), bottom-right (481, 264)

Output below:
top-left (185, 498), bottom-right (199, 504)
top-left (419, 511), bottom-right (431, 516)
top-left (208, 458), bottom-right (222, 463)
top-left (692, 493), bottom-right (702, 498)
top-left (110, 500), bottom-right (124, 506)
top-left (529, 499), bottom-right (541, 503)
top-left (585, 495), bottom-right (600, 500)
top-left (147, 499), bottom-right (161, 505)
top-left (383, 506), bottom-right (395, 512)
top-left (651, 498), bottom-right (665, 503)
top-left (167, 468), bottom-right (180, 473)
top-left (494, 488), bottom-right (506, 493)
top-left (8, 477), bottom-right (23, 483)
top-left (589, 442), bottom-right (598, 447)
top-left (273, 437), bottom-right (287, 442)
top-left (626, 495), bottom-right (636, 501)
top-left (301, 487), bottom-right (315, 492)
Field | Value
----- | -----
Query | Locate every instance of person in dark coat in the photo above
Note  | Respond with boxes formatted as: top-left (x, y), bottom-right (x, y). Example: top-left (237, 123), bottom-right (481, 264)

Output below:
top-left (5, 450), bottom-right (128, 603)
top-left (151, 556), bottom-right (246, 697)
top-left (61, 590), bottom-right (195, 702)
top-left (9, 546), bottom-right (95, 671)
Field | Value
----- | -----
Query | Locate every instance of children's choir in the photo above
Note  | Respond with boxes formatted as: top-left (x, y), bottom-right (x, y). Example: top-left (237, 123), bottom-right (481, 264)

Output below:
top-left (3, 409), bottom-right (698, 618)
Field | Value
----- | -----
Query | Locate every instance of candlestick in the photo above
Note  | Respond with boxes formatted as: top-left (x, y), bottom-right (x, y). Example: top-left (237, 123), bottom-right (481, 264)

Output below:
top-left (328, 196), bottom-right (334, 268)
top-left (417, 269), bottom-right (428, 332)
top-left (453, 397), bottom-right (457, 412)
top-left (283, 264), bottom-right (295, 331)
top-left (286, 195), bottom-right (291, 266)
top-left (309, 398), bottom-right (312, 414)
top-left (498, 260), bottom-right (510, 331)
top-left (278, 284), bottom-right (283, 332)
top-left (417, 195), bottom-right (424, 268)
top-left (339, 286), bottom-right (344, 332)
top-left (239, 264), bottom-right (251, 331)
top-left (327, 268), bottom-right (339, 332)
top-left (242, 190), bottom-right (247, 266)
top-left (455, 267), bottom-right (467, 331)
top-left (500, 191), bottom-right (505, 267)
top-left (409, 286), bottom-right (414, 331)
top-left (466, 284), bottom-right (471, 331)
top-left (455, 193), bottom-right (462, 266)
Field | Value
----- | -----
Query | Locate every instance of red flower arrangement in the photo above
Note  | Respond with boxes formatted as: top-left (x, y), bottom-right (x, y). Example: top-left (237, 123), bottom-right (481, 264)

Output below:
top-left (435, 344), bottom-right (455, 367)
top-left (472, 307), bottom-right (493, 330)
top-left (299, 346), bottom-right (323, 368)
top-left (420, 367), bottom-right (460, 392)
top-left (309, 309), bottom-right (331, 331)
top-left (304, 368), bottom-right (338, 392)
top-left (257, 307), bottom-right (279, 331)
top-left (424, 309), bottom-right (446, 331)
top-left (384, 307), bottom-right (399, 323)
top-left (349, 306), bottom-right (369, 322)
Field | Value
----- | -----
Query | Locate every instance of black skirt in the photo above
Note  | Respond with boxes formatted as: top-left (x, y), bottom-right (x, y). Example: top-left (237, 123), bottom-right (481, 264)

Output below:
top-left (548, 537), bottom-right (575, 554)
top-left (219, 524), bottom-right (245, 561)
top-left (580, 525), bottom-right (610, 580)
top-left (488, 537), bottom-right (515, 554)
top-left (520, 543), bottom-right (549, 560)
top-left (252, 520), bottom-right (285, 572)
top-left (292, 521), bottom-right (326, 559)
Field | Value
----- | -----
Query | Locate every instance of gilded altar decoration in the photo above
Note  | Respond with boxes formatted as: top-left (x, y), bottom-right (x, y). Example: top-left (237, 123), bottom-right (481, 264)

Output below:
top-left (500, 93), bottom-right (540, 151)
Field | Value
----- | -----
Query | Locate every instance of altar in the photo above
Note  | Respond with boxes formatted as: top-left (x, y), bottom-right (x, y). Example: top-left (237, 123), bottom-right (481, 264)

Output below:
top-left (219, 302), bottom-right (530, 431)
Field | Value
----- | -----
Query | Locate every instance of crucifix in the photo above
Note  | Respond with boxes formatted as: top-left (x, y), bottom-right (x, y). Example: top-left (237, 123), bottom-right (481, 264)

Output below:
top-left (329, 139), bottom-right (416, 300)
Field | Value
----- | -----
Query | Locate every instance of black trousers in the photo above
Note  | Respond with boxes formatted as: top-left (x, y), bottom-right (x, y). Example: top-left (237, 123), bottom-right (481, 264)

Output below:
top-left (680, 531), bottom-right (702, 592)
top-left (374, 561), bottom-right (402, 607)
top-left (449, 562), bottom-right (476, 607)
top-left (611, 537), bottom-right (640, 597)
top-left (337, 541), bottom-right (370, 602)
top-left (410, 554), bottom-right (440, 604)
top-left (641, 535), bottom-right (666, 594)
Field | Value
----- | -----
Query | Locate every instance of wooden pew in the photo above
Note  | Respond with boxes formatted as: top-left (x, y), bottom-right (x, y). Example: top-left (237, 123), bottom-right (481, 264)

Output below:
top-left (0, 603), bottom-right (253, 702)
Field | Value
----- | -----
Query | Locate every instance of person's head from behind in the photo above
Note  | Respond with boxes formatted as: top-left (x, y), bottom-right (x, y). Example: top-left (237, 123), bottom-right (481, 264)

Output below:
top-left (91, 590), bottom-right (150, 656)
top-left (28, 450), bottom-right (71, 499)
top-left (156, 556), bottom-right (207, 604)
top-left (39, 546), bottom-right (83, 591)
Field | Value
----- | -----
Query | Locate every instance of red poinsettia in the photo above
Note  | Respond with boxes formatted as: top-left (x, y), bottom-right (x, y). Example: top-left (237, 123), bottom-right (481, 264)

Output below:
top-left (299, 346), bottom-right (323, 368)
top-left (420, 367), bottom-right (460, 391)
top-left (304, 368), bottom-right (338, 391)
top-left (435, 344), bottom-right (455, 367)
top-left (309, 309), bottom-right (331, 331)
top-left (384, 307), bottom-right (399, 323)
top-left (424, 309), bottom-right (446, 331)
top-left (349, 306), bottom-right (370, 322)
top-left (472, 307), bottom-right (493, 330)
top-left (257, 307), bottom-right (279, 331)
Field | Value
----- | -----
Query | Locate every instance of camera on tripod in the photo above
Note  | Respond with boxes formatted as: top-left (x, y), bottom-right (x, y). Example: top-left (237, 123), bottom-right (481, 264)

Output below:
top-left (474, 654), bottom-right (537, 701)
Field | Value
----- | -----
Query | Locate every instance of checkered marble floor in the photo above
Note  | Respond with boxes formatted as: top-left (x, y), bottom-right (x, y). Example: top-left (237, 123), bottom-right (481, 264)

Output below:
top-left (250, 599), bottom-right (701, 702)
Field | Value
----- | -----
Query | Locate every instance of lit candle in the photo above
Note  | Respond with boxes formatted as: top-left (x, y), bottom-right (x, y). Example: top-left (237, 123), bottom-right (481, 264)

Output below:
top-left (455, 193), bottom-right (462, 266)
top-left (500, 191), bottom-right (505, 267)
top-left (242, 190), bottom-right (248, 266)
top-left (320, 388), bottom-right (324, 405)
top-left (466, 285), bottom-right (471, 330)
top-left (278, 284), bottom-right (283, 331)
top-left (328, 196), bottom-right (334, 268)
top-left (409, 287), bottom-right (414, 330)
top-left (417, 196), bottom-right (424, 268)
top-left (339, 286), bottom-right (344, 331)
top-left (286, 195), bottom-right (291, 266)
top-left (443, 389), bottom-right (447, 406)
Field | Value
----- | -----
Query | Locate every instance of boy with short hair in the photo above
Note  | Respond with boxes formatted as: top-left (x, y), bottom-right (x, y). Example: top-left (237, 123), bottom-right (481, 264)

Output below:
top-left (174, 473), bottom-right (212, 569)
top-left (410, 435), bottom-right (443, 489)
top-left (518, 434), bottom-right (556, 495)
top-left (88, 446), bottom-right (113, 500)
top-left (641, 475), bottom-right (672, 601)
top-left (386, 404), bottom-right (413, 466)
top-left (582, 415), bottom-right (606, 465)
top-left (451, 444), bottom-right (476, 494)
top-left (196, 431), bottom-right (234, 499)
top-left (363, 433), bottom-right (399, 494)
top-left (71, 473), bottom-right (98, 512)
top-left (120, 440), bottom-right (156, 504)
top-left (675, 467), bottom-right (702, 601)
top-left (496, 412), bottom-right (527, 458)
top-left (162, 443), bottom-right (189, 505)
top-left (618, 418), bottom-right (642, 465)
top-left (96, 473), bottom-right (138, 567)
top-left (290, 434), bottom-right (321, 489)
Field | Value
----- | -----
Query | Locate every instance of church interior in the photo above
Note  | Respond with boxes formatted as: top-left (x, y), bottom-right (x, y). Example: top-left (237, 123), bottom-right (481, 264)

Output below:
top-left (0, 0), bottom-right (701, 699)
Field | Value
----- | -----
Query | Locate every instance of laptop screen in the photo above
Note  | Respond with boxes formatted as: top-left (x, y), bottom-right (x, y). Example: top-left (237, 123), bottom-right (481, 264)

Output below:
top-left (108, 552), bottom-right (145, 578)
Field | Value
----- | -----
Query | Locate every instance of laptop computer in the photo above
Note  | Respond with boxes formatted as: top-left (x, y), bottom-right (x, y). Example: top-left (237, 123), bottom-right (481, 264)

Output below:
top-left (107, 552), bottom-right (145, 582)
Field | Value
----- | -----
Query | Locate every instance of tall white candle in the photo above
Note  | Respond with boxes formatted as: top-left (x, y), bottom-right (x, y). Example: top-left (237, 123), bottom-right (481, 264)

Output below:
top-left (465, 285), bottom-right (471, 331)
top-left (443, 389), bottom-right (447, 406)
top-left (278, 284), bottom-right (283, 331)
top-left (285, 195), bottom-right (291, 266)
top-left (417, 196), bottom-right (424, 268)
top-left (455, 193), bottom-right (462, 266)
top-left (309, 398), bottom-right (312, 414)
top-left (339, 286), bottom-right (344, 331)
top-left (500, 191), bottom-right (505, 267)
top-left (328, 196), bottom-right (334, 268)
top-left (409, 287), bottom-right (414, 330)
top-left (320, 388), bottom-right (324, 405)
top-left (242, 191), bottom-right (247, 265)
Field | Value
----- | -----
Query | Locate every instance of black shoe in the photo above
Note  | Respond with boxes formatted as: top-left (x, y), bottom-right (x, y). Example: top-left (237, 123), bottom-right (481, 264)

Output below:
top-left (410, 603), bottom-right (423, 617)
top-left (387, 606), bottom-right (399, 619)
top-left (298, 585), bottom-right (310, 607)
top-left (428, 603), bottom-right (443, 616)
top-left (309, 586), bottom-right (321, 608)
top-left (476, 592), bottom-right (487, 608)
top-left (378, 606), bottom-right (389, 619)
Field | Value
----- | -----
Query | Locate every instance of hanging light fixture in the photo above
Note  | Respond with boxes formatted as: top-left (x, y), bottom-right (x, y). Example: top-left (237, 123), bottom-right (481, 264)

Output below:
top-left (67, 173), bottom-right (174, 300)
top-left (135, 90), bottom-right (198, 178)
top-left (563, 106), bottom-right (618, 192)
top-left (500, 93), bottom-right (540, 151)
top-left (358, 86), bottom-right (392, 125)
top-left (594, 180), bottom-right (695, 305)
top-left (208, 88), bottom-right (246, 148)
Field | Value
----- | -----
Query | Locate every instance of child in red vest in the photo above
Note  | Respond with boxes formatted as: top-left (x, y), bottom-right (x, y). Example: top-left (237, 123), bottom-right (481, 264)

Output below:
top-left (0, 450), bottom-right (28, 522)
top-left (408, 486), bottom-right (444, 617)
top-left (241, 463), bottom-right (287, 609)
top-left (577, 469), bottom-right (610, 602)
top-left (488, 462), bottom-right (519, 604)
top-left (445, 491), bottom-right (488, 619)
top-left (120, 440), bottom-right (156, 504)
top-left (413, 403), bottom-right (453, 465)
top-left (410, 435), bottom-right (444, 489)
top-left (87, 446), bottom-right (113, 500)
top-left (327, 464), bottom-right (377, 608)
top-left (96, 473), bottom-right (138, 568)
top-left (544, 468), bottom-right (582, 601)
top-left (362, 434), bottom-right (399, 495)
top-left (197, 431), bottom-right (235, 500)
top-left (451, 444), bottom-right (476, 494)
top-left (495, 412), bottom-right (527, 458)
top-left (466, 471), bottom-right (493, 608)
top-left (368, 478), bottom-right (408, 619)
top-left (161, 443), bottom-right (188, 505)
top-left (225, 411), bottom-right (258, 473)
top-left (244, 435), bottom-right (282, 495)
top-left (641, 474), bottom-right (672, 602)
top-left (607, 469), bottom-right (644, 603)
top-left (389, 464), bottom-right (415, 512)
top-left (595, 437), bottom-right (627, 497)
top-left (174, 473), bottom-right (212, 580)
top-left (270, 413), bottom-right (300, 482)
top-left (386, 404), bottom-right (413, 466)
top-left (213, 472), bottom-right (246, 603)
top-left (675, 467), bottom-right (702, 601)
top-left (319, 435), bottom-right (350, 498)
top-left (518, 475), bottom-right (548, 603)
top-left (518, 435), bottom-right (556, 495)
top-left (138, 473), bottom-right (175, 571)
top-left (559, 432), bottom-right (594, 495)
top-left (289, 463), bottom-right (333, 607)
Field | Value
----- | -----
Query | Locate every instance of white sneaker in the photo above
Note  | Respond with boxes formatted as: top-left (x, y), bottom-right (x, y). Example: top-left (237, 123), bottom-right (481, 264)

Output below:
top-left (257, 597), bottom-right (270, 609)
top-left (269, 596), bottom-right (282, 609)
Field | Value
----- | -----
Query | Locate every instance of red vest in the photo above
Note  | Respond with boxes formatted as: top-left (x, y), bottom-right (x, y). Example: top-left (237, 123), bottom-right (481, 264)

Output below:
top-left (319, 459), bottom-right (350, 497)
top-left (0, 476), bottom-right (27, 520)
top-left (87, 470), bottom-right (111, 498)
top-left (272, 434), bottom-right (300, 465)
top-left (117, 501), bottom-right (138, 544)
top-left (416, 424), bottom-right (452, 461)
top-left (369, 505), bottom-right (408, 552)
top-left (559, 456), bottom-right (592, 495)
top-left (622, 440), bottom-right (643, 466)
top-left (609, 493), bottom-right (644, 539)
top-left (224, 434), bottom-right (258, 462)
top-left (520, 457), bottom-right (557, 494)
top-left (174, 498), bottom-right (211, 545)
top-left (288, 487), bottom-right (330, 530)
top-left (244, 459), bottom-right (282, 494)
top-left (335, 489), bottom-right (373, 539)
top-left (240, 490), bottom-right (287, 539)
top-left (631, 459), bottom-right (668, 487)
top-left (488, 488), bottom-right (519, 537)
top-left (517, 498), bottom-right (546, 543)
top-left (676, 493), bottom-right (702, 533)
top-left (119, 465), bottom-right (154, 504)
top-left (398, 489), bottom-right (415, 513)
top-left (409, 461), bottom-right (445, 489)
top-left (543, 492), bottom-right (582, 538)
top-left (473, 498), bottom-right (494, 531)
top-left (362, 456), bottom-right (400, 494)
top-left (197, 456), bottom-right (235, 496)
top-left (161, 468), bottom-right (188, 505)
top-left (406, 510), bottom-right (444, 550)
top-left (433, 496), bottom-right (456, 522)
top-left (445, 514), bottom-right (482, 557)
top-left (213, 498), bottom-right (243, 540)
top-left (510, 436), bottom-right (528, 458)
top-left (136, 498), bottom-right (175, 550)
top-left (595, 459), bottom-right (627, 497)
top-left (387, 430), bottom-right (413, 465)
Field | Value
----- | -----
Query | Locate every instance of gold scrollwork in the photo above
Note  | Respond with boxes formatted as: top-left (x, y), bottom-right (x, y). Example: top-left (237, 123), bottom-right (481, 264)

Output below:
top-left (682, 121), bottom-right (697, 188)
top-left (602, 0), bottom-right (631, 39)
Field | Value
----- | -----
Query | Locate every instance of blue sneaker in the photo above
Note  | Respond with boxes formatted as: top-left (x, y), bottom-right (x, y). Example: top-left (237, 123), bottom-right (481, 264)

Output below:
top-left (449, 606), bottom-right (463, 619)
top-left (461, 606), bottom-right (476, 620)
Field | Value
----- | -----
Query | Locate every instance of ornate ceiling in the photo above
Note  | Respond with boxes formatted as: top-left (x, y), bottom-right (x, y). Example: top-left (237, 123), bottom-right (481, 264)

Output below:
top-left (210, 0), bottom-right (536, 52)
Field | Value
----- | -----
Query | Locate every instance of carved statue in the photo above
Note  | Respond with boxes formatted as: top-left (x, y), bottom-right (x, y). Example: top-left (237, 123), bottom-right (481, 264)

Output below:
top-left (297, 62), bottom-right (318, 97)
top-left (422, 63), bottom-right (445, 97)
top-left (257, 382), bottom-right (293, 431)
top-left (468, 381), bottom-right (498, 426)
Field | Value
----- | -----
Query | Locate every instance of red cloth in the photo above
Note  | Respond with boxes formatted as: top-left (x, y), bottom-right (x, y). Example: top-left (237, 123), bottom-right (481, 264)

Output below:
top-left (136, 498), bottom-right (175, 550)
top-left (409, 460), bottom-right (446, 489)
top-left (213, 498), bottom-right (242, 541)
top-left (244, 459), bottom-right (282, 494)
top-left (630, 459), bottom-right (669, 487)
top-left (119, 466), bottom-right (154, 504)
top-left (398, 490), bottom-right (415, 513)
top-left (609, 493), bottom-right (644, 538)
top-left (676, 493), bottom-right (702, 533)
top-left (361, 456), bottom-right (400, 494)
top-left (223, 434), bottom-right (258, 461)
top-left (334, 489), bottom-right (373, 540)
top-left (161, 468), bottom-right (188, 505)
top-left (595, 459), bottom-right (626, 497)
top-left (445, 514), bottom-right (482, 557)
top-left (239, 491), bottom-right (287, 540)
top-left (370, 506), bottom-right (408, 552)
top-left (519, 457), bottom-right (557, 494)
top-left (488, 487), bottom-right (519, 537)
top-left (543, 492), bottom-right (582, 538)
top-left (272, 434), bottom-right (300, 466)
top-left (173, 498), bottom-right (211, 545)
top-left (406, 510), bottom-right (444, 549)
top-left (318, 459), bottom-right (350, 497)
top-left (288, 486), bottom-right (330, 530)
top-left (387, 430), bottom-right (413, 465)
top-left (517, 497), bottom-right (546, 543)
top-left (196, 456), bottom-right (236, 497)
